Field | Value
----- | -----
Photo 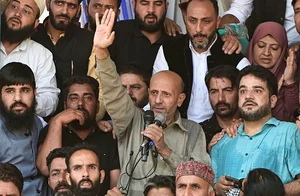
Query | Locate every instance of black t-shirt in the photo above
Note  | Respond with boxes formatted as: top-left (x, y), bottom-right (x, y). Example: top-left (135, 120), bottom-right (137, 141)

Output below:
top-left (200, 113), bottom-right (222, 150)
top-left (38, 125), bottom-right (120, 196)
top-left (109, 19), bottom-right (167, 75)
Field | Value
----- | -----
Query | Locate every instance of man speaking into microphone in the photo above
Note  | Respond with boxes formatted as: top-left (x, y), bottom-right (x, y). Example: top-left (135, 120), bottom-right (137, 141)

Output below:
top-left (95, 9), bottom-right (210, 195)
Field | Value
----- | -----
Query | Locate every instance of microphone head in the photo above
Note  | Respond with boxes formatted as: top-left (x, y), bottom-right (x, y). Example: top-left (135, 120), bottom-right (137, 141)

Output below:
top-left (144, 110), bottom-right (154, 126)
top-left (154, 114), bottom-right (166, 126)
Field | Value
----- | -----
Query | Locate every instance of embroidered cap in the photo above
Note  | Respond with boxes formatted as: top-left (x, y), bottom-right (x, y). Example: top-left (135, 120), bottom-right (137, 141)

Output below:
top-left (176, 160), bottom-right (215, 187)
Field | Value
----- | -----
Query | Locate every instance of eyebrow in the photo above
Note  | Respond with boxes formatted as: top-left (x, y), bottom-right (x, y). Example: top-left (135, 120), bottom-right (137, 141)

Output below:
top-left (239, 85), bottom-right (264, 90)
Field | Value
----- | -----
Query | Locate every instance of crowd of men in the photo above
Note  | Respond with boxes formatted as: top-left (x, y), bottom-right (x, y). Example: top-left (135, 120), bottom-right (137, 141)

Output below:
top-left (1, 0), bottom-right (300, 195)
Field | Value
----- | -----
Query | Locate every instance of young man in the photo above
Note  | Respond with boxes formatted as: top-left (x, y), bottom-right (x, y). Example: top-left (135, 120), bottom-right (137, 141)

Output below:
top-left (212, 65), bottom-right (300, 195)
top-left (37, 76), bottom-right (120, 196)
top-left (0, 163), bottom-right (24, 196)
top-left (0, 62), bottom-right (47, 195)
top-left (0, 0), bottom-right (60, 117)
top-left (47, 147), bottom-right (73, 196)
top-left (65, 144), bottom-right (105, 196)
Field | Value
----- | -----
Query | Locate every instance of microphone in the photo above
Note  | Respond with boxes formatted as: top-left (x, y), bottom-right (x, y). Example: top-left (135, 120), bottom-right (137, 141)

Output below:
top-left (141, 110), bottom-right (154, 162)
top-left (141, 113), bottom-right (166, 147)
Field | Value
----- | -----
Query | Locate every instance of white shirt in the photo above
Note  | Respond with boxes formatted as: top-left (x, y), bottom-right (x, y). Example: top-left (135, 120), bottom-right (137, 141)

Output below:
top-left (0, 39), bottom-right (60, 117)
top-left (224, 0), bottom-right (300, 46)
top-left (153, 35), bottom-right (250, 123)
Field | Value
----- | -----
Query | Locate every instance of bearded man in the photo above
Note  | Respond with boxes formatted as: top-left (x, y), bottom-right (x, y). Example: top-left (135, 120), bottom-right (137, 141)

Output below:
top-left (37, 76), bottom-right (120, 196)
top-left (0, 0), bottom-right (60, 117)
top-left (0, 62), bottom-right (48, 195)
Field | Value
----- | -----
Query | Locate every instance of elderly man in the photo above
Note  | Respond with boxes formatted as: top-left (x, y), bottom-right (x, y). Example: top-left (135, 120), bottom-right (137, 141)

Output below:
top-left (176, 160), bottom-right (215, 196)
top-left (94, 9), bottom-right (210, 195)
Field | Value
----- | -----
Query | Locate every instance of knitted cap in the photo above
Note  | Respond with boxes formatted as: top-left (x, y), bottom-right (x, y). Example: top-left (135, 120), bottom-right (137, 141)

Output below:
top-left (176, 160), bottom-right (215, 187)
top-left (33, 0), bottom-right (45, 16)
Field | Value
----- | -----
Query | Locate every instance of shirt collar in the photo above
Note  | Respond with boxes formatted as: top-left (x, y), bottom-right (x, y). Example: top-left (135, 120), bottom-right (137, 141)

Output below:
top-left (238, 117), bottom-right (280, 136)
top-left (0, 39), bottom-right (29, 54)
top-left (167, 110), bottom-right (188, 132)
top-left (44, 19), bottom-right (66, 45)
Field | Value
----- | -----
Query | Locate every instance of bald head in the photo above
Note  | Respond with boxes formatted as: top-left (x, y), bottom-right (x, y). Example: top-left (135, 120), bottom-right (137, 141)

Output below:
top-left (149, 71), bottom-right (186, 125)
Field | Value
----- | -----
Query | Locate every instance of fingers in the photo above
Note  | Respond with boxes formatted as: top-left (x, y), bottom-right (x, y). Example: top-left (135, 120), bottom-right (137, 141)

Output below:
top-left (97, 120), bottom-right (113, 132)
top-left (164, 18), bottom-right (182, 37)
top-left (106, 187), bottom-right (123, 196)
top-left (222, 35), bottom-right (242, 54)
top-left (214, 176), bottom-right (235, 196)
top-left (142, 124), bottom-right (164, 142)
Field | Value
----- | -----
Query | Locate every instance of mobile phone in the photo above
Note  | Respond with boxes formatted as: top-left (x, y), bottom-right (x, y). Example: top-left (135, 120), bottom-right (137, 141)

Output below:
top-left (225, 175), bottom-right (241, 188)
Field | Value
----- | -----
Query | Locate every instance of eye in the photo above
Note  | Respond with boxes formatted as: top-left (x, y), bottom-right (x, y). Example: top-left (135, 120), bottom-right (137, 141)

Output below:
top-left (178, 184), bottom-right (186, 189)
top-left (68, 3), bottom-right (77, 9)
top-left (51, 172), bottom-right (60, 177)
top-left (210, 90), bottom-right (216, 95)
top-left (69, 96), bottom-right (78, 101)
top-left (89, 165), bottom-right (97, 170)
top-left (22, 88), bottom-right (30, 93)
top-left (164, 92), bottom-right (171, 97)
top-left (189, 18), bottom-right (197, 24)
top-left (155, 1), bottom-right (163, 6)
top-left (253, 89), bottom-right (262, 94)
top-left (239, 89), bottom-right (246, 94)
top-left (150, 91), bottom-right (158, 95)
top-left (257, 42), bottom-right (266, 48)
top-left (271, 45), bottom-right (280, 51)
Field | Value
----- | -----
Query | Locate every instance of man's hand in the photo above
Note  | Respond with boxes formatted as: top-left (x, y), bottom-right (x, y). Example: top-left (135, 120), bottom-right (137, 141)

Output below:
top-left (214, 176), bottom-right (235, 196)
top-left (164, 17), bottom-right (182, 37)
top-left (106, 187), bottom-right (123, 196)
top-left (142, 124), bottom-right (171, 158)
top-left (97, 120), bottom-right (116, 139)
top-left (222, 118), bottom-right (242, 138)
top-left (207, 131), bottom-right (224, 153)
top-left (221, 34), bottom-right (242, 54)
top-left (284, 48), bottom-right (297, 85)
top-left (50, 108), bottom-right (86, 126)
top-left (94, 9), bottom-right (115, 59)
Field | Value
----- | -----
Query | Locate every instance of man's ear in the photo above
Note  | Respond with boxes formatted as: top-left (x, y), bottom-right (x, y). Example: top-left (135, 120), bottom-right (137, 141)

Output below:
top-left (131, 0), bottom-right (135, 8)
top-left (209, 189), bottom-right (216, 196)
top-left (270, 94), bottom-right (277, 108)
top-left (177, 93), bottom-right (186, 107)
top-left (116, 8), bottom-right (120, 17)
top-left (216, 16), bottom-right (221, 29)
top-left (34, 19), bottom-right (40, 29)
top-left (85, 5), bottom-right (88, 15)
top-left (99, 170), bottom-right (105, 184)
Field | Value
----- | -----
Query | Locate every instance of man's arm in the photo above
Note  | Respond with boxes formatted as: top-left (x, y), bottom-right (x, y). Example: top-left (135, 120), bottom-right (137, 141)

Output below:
top-left (110, 169), bottom-right (121, 188)
top-left (285, 175), bottom-right (300, 196)
top-left (94, 10), bottom-right (135, 136)
top-left (36, 109), bottom-right (86, 175)
top-left (220, 0), bottom-right (254, 27)
top-left (35, 49), bottom-right (60, 117)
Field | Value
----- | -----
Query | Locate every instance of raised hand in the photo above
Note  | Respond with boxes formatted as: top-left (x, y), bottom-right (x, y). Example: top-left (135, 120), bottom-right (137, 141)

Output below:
top-left (94, 9), bottom-right (116, 50)
top-left (284, 48), bottom-right (297, 85)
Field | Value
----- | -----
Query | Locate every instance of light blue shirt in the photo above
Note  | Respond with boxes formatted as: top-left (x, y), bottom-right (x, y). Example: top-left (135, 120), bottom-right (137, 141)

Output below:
top-left (211, 118), bottom-right (300, 183)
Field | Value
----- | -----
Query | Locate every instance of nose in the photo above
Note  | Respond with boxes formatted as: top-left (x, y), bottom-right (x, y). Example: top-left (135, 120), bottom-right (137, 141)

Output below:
top-left (196, 21), bottom-right (203, 33)
top-left (14, 91), bottom-right (21, 102)
top-left (82, 166), bottom-right (89, 178)
top-left (147, 3), bottom-right (154, 13)
top-left (183, 188), bottom-right (192, 196)
top-left (244, 90), bottom-right (255, 99)
top-left (218, 91), bottom-right (225, 102)
top-left (154, 93), bottom-right (162, 104)
top-left (58, 171), bottom-right (67, 182)
top-left (61, 4), bottom-right (68, 14)
top-left (126, 86), bottom-right (133, 96)
top-left (262, 46), bottom-right (271, 56)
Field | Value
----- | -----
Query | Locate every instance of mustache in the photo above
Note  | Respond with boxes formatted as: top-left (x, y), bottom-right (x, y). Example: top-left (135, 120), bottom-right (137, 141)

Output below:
top-left (8, 16), bottom-right (22, 24)
top-left (78, 178), bottom-right (93, 186)
top-left (55, 181), bottom-right (71, 192)
top-left (77, 106), bottom-right (89, 116)
top-left (10, 101), bottom-right (28, 109)
top-left (193, 32), bottom-right (207, 38)
top-left (242, 100), bottom-right (258, 107)
top-left (216, 101), bottom-right (230, 108)
top-left (57, 14), bottom-right (70, 20)
top-left (144, 14), bottom-right (157, 19)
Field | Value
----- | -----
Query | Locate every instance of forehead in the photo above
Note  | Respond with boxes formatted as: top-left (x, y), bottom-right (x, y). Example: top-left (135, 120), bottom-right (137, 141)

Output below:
top-left (2, 84), bottom-right (33, 90)
top-left (176, 175), bottom-right (209, 186)
top-left (120, 73), bottom-right (145, 84)
top-left (52, 0), bottom-right (79, 5)
top-left (150, 73), bottom-right (179, 93)
top-left (68, 84), bottom-right (95, 95)
top-left (50, 157), bottom-right (67, 170)
top-left (256, 35), bottom-right (279, 45)
top-left (69, 149), bottom-right (99, 166)
top-left (239, 74), bottom-right (267, 88)
top-left (186, 0), bottom-right (216, 17)
top-left (209, 77), bottom-right (233, 88)
top-left (9, 0), bottom-right (39, 11)
top-left (0, 181), bottom-right (20, 196)
top-left (89, 0), bottom-right (117, 6)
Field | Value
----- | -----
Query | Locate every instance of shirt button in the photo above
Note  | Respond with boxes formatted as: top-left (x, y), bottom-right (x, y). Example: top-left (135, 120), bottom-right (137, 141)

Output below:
top-left (245, 153), bottom-right (248, 156)
top-left (249, 137), bottom-right (253, 140)
top-left (241, 170), bottom-right (244, 173)
top-left (36, 189), bottom-right (41, 194)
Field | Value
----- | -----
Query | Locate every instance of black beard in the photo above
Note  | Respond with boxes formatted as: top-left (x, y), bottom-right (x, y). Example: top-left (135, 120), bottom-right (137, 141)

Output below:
top-left (70, 177), bottom-right (100, 196)
top-left (54, 190), bottom-right (73, 196)
top-left (53, 181), bottom-right (72, 196)
top-left (1, 13), bottom-right (35, 44)
top-left (49, 6), bottom-right (73, 31)
top-left (239, 102), bottom-right (271, 121)
top-left (0, 99), bottom-right (36, 131)
top-left (135, 11), bottom-right (166, 33)
top-left (87, 13), bottom-right (98, 31)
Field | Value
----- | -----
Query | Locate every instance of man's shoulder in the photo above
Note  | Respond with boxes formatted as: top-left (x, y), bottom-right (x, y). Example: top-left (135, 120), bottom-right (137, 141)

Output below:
top-left (114, 19), bottom-right (136, 31)
top-left (70, 24), bottom-right (94, 38)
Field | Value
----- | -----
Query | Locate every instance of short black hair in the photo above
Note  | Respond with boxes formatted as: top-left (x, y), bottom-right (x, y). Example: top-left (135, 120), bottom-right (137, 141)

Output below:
top-left (292, 0), bottom-right (299, 7)
top-left (237, 65), bottom-right (278, 96)
top-left (205, 65), bottom-right (239, 90)
top-left (181, 0), bottom-right (219, 16)
top-left (63, 76), bottom-right (99, 101)
top-left (65, 144), bottom-right (101, 172)
top-left (0, 163), bottom-right (23, 194)
top-left (118, 63), bottom-right (151, 88)
top-left (0, 62), bottom-right (36, 91)
top-left (87, 0), bottom-right (122, 8)
top-left (46, 147), bottom-right (72, 172)
top-left (143, 175), bottom-right (175, 196)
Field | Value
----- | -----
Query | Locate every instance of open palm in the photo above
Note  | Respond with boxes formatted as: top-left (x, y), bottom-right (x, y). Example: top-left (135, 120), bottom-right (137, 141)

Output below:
top-left (93, 9), bottom-right (116, 49)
